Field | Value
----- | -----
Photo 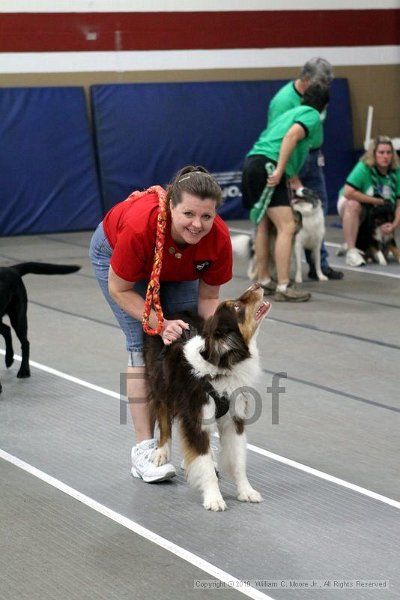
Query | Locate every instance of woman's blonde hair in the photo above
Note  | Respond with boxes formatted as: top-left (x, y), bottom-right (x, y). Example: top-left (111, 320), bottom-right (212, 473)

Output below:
top-left (361, 136), bottom-right (399, 169)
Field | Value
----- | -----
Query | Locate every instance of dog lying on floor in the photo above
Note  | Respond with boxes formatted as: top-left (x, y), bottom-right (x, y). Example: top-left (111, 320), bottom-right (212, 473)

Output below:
top-left (0, 262), bottom-right (80, 393)
top-left (356, 202), bottom-right (400, 265)
top-left (143, 284), bottom-right (270, 511)
top-left (231, 188), bottom-right (326, 284)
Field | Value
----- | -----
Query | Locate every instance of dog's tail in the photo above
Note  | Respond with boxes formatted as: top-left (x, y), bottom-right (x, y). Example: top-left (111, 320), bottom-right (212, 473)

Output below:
top-left (11, 263), bottom-right (81, 276)
top-left (231, 234), bottom-right (258, 281)
top-left (231, 234), bottom-right (254, 259)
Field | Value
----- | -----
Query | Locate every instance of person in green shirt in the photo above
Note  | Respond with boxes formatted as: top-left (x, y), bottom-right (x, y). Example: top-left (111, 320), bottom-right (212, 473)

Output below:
top-left (268, 57), bottom-right (331, 124)
top-left (242, 83), bottom-right (330, 302)
top-left (337, 136), bottom-right (400, 267)
top-left (267, 57), bottom-right (343, 281)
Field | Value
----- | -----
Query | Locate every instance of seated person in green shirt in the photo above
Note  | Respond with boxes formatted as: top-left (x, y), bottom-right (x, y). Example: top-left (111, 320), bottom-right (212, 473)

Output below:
top-left (337, 136), bottom-right (400, 267)
top-left (242, 83), bottom-right (330, 302)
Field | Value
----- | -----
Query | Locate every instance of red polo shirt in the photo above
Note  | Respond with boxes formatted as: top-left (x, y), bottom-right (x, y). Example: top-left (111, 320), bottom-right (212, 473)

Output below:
top-left (102, 190), bottom-right (232, 285)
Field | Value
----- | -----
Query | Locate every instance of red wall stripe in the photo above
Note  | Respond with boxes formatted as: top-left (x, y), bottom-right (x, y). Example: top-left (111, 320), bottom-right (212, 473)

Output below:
top-left (0, 10), bottom-right (398, 52)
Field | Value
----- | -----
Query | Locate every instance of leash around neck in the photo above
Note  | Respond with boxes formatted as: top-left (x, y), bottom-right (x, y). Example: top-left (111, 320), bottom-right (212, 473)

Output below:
top-left (140, 186), bottom-right (168, 336)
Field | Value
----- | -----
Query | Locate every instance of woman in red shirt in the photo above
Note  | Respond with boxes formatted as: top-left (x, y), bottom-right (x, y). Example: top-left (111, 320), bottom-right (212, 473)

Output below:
top-left (89, 166), bottom-right (232, 482)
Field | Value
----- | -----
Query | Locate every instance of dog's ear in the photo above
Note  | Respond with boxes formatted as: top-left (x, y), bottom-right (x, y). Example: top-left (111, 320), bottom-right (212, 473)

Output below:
top-left (200, 306), bottom-right (250, 369)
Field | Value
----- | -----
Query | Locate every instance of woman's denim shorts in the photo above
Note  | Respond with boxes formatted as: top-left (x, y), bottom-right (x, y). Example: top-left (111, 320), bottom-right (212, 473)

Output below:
top-left (89, 223), bottom-right (198, 366)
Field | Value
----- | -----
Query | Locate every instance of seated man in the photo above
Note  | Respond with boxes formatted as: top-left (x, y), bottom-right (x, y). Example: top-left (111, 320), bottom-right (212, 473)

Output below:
top-left (337, 136), bottom-right (400, 266)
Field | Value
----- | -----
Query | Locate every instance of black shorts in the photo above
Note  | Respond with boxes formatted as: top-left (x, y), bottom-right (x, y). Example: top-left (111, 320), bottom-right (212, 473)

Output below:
top-left (241, 154), bottom-right (291, 210)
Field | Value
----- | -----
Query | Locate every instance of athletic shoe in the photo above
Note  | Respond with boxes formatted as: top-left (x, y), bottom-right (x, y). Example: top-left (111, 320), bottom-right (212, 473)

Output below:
top-left (345, 248), bottom-right (366, 267)
top-left (274, 282), bottom-right (311, 302)
top-left (308, 266), bottom-right (344, 280)
top-left (260, 279), bottom-right (277, 294)
top-left (131, 439), bottom-right (176, 483)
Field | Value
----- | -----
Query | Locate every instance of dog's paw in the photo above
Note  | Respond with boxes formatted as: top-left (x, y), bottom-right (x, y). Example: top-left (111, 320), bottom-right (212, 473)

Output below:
top-left (203, 493), bottom-right (227, 512)
top-left (376, 251), bottom-right (387, 266)
top-left (317, 273), bottom-right (329, 282)
top-left (295, 274), bottom-right (303, 283)
top-left (17, 366), bottom-right (31, 378)
top-left (237, 487), bottom-right (263, 503)
top-left (152, 445), bottom-right (170, 466)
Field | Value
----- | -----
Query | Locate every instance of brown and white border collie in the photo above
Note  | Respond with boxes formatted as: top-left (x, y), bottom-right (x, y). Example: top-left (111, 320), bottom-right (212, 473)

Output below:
top-left (143, 284), bottom-right (270, 511)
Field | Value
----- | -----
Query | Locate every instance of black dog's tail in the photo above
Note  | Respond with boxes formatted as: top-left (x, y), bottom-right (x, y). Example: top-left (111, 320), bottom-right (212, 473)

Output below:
top-left (11, 262), bottom-right (81, 276)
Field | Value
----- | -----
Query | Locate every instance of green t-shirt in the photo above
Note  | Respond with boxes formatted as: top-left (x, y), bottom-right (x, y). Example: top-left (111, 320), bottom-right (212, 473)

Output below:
top-left (341, 161), bottom-right (400, 206)
top-left (268, 81), bottom-right (302, 123)
top-left (267, 80), bottom-right (324, 149)
top-left (247, 105), bottom-right (321, 178)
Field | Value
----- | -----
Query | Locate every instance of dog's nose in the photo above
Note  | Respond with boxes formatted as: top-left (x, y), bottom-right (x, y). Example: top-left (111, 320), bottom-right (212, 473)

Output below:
top-left (249, 283), bottom-right (262, 292)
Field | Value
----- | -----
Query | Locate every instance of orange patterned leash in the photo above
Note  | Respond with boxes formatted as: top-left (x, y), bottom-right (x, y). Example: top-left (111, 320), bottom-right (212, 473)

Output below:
top-left (133, 185), bottom-right (167, 336)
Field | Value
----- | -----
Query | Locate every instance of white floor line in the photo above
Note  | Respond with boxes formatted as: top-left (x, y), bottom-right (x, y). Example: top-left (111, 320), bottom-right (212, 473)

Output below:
top-left (229, 228), bottom-right (400, 280)
top-left (246, 444), bottom-right (400, 510)
top-left (0, 449), bottom-right (274, 600)
top-left (2, 349), bottom-right (399, 511)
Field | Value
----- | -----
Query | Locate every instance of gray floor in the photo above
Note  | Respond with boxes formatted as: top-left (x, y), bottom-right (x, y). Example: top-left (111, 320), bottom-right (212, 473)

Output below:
top-left (1, 218), bottom-right (399, 599)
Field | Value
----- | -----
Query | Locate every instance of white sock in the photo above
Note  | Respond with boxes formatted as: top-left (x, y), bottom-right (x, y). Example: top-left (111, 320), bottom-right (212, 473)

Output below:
top-left (260, 277), bottom-right (272, 286)
top-left (277, 282), bottom-right (289, 292)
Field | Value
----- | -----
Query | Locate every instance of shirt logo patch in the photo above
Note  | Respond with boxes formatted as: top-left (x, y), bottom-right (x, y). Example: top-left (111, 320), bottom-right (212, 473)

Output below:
top-left (194, 260), bottom-right (212, 272)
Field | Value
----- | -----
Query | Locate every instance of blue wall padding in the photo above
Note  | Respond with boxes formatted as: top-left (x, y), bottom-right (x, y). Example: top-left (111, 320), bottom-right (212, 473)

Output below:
top-left (0, 87), bottom-right (102, 235)
top-left (91, 79), bottom-right (354, 217)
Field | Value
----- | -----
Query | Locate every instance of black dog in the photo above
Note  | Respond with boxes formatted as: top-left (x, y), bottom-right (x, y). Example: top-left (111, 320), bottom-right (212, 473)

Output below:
top-left (0, 262), bottom-right (80, 392)
top-left (356, 202), bottom-right (400, 265)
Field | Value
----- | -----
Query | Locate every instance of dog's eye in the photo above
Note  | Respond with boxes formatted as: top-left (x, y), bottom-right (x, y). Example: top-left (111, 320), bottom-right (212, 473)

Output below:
top-left (233, 303), bottom-right (240, 312)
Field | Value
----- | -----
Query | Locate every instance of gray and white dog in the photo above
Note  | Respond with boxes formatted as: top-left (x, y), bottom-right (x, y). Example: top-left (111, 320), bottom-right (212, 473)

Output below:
top-left (292, 188), bottom-right (327, 283)
top-left (232, 188), bottom-right (327, 283)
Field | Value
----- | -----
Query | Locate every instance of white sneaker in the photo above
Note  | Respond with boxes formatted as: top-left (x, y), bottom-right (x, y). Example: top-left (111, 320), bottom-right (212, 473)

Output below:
top-left (131, 439), bottom-right (176, 483)
top-left (345, 248), bottom-right (366, 267)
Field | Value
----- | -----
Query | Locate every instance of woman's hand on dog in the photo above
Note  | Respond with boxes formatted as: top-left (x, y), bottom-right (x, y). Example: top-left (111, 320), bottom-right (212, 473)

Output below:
top-left (161, 319), bottom-right (189, 345)
top-left (381, 222), bottom-right (395, 234)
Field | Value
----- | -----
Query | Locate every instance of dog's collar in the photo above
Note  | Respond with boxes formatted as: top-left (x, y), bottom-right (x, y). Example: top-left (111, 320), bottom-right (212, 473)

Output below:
top-left (157, 324), bottom-right (198, 360)
top-left (202, 380), bottom-right (230, 419)
top-left (181, 324), bottom-right (198, 342)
